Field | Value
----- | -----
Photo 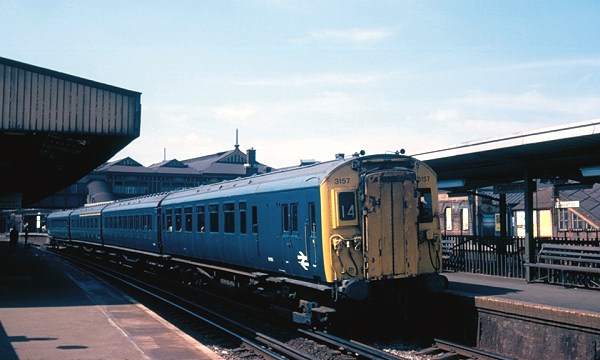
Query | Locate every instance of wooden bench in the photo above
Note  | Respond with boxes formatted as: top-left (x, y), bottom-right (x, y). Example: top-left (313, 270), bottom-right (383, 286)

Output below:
top-left (525, 243), bottom-right (600, 288)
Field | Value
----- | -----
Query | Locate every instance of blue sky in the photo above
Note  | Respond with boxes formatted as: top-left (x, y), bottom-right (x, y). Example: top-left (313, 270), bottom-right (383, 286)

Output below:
top-left (2, 1), bottom-right (599, 168)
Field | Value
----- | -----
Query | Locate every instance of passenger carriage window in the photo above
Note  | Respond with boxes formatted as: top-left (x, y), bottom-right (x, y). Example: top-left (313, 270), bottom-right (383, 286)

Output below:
top-left (209, 204), bottom-right (219, 233)
top-left (282, 204), bottom-right (289, 232)
top-left (417, 189), bottom-right (434, 223)
top-left (239, 202), bottom-right (247, 234)
top-left (308, 202), bottom-right (316, 235)
top-left (175, 208), bottom-right (182, 231)
top-left (166, 209), bottom-right (173, 231)
top-left (196, 205), bottom-right (205, 232)
top-left (282, 203), bottom-right (298, 233)
top-left (224, 203), bottom-right (235, 233)
top-left (251, 206), bottom-right (258, 234)
top-left (184, 207), bottom-right (192, 232)
top-left (290, 203), bottom-right (298, 232)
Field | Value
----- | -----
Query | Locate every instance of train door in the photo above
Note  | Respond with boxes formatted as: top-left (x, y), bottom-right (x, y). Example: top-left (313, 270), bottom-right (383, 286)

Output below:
top-left (361, 170), bottom-right (419, 278)
top-left (250, 204), bottom-right (260, 262)
top-left (281, 200), bottom-right (300, 274)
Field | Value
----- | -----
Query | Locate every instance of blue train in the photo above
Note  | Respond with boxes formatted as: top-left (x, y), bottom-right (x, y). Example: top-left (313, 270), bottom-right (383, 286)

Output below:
top-left (47, 152), bottom-right (447, 325)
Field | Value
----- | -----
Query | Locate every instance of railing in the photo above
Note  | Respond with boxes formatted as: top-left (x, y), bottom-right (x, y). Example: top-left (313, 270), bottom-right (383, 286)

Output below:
top-left (441, 235), bottom-right (600, 281)
top-left (442, 235), bottom-right (526, 278)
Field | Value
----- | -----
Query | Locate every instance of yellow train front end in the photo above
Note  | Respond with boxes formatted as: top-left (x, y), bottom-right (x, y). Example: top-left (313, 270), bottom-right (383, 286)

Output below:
top-left (320, 154), bottom-right (446, 301)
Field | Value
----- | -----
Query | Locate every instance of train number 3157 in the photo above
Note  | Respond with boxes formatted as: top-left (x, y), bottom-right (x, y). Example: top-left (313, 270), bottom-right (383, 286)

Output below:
top-left (334, 178), bottom-right (351, 185)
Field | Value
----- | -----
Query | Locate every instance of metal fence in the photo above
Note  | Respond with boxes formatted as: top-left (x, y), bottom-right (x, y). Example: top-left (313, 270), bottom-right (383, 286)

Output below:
top-left (441, 235), bottom-right (600, 280)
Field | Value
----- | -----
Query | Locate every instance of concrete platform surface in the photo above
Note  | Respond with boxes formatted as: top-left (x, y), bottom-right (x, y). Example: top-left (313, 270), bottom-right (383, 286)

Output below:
top-left (444, 271), bottom-right (600, 316)
top-left (0, 240), bottom-right (223, 360)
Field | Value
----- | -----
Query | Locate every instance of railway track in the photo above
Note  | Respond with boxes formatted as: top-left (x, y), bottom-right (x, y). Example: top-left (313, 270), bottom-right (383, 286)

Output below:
top-left (45, 246), bottom-right (512, 360)
top-left (45, 247), bottom-right (407, 359)
top-left (415, 338), bottom-right (515, 360)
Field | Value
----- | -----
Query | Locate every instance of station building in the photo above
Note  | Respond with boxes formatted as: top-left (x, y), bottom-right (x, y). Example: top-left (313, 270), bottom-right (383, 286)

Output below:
top-left (32, 144), bottom-right (269, 206)
top-left (439, 181), bottom-right (600, 240)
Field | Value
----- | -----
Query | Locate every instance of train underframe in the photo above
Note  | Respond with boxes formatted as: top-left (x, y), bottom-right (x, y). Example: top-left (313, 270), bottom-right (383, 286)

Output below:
top-left (57, 239), bottom-right (447, 328)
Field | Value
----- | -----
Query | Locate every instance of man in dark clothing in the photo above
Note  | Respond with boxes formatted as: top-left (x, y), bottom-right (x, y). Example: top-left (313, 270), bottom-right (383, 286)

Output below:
top-left (9, 227), bottom-right (18, 251)
top-left (24, 223), bottom-right (29, 248)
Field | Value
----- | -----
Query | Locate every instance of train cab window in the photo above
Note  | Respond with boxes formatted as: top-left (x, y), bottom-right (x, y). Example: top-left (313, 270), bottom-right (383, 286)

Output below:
top-left (184, 207), bottom-right (192, 232)
top-left (196, 205), bottom-right (206, 232)
top-left (333, 191), bottom-right (358, 228)
top-left (209, 204), bottom-right (219, 233)
top-left (166, 209), bottom-right (173, 231)
top-left (338, 192), bottom-right (356, 221)
top-left (251, 206), bottom-right (258, 234)
top-left (224, 203), bottom-right (235, 233)
top-left (175, 208), bottom-right (183, 231)
top-left (239, 202), bottom-right (247, 234)
top-left (417, 189), bottom-right (434, 223)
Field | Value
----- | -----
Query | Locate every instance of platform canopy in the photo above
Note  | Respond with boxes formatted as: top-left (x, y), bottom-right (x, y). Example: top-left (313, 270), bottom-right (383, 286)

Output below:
top-left (413, 119), bottom-right (600, 193)
top-left (0, 57), bottom-right (141, 208)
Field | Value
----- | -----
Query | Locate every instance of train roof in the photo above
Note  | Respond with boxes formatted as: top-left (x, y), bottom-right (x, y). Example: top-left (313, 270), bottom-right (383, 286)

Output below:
top-left (161, 153), bottom-right (424, 205)
top-left (48, 153), bottom-right (427, 215)
top-left (160, 156), bottom-right (347, 205)
top-left (102, 192), bottom-right (173, 213)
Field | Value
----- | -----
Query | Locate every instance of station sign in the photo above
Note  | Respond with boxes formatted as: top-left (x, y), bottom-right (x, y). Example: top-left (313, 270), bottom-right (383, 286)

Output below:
top-left (555, 201), bottom-right (580, 208)
top-left (493, 182), bottom-right (534, 194)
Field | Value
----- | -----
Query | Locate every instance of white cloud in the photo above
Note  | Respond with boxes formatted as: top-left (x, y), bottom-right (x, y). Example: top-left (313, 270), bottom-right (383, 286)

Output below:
top-left (310, 28), bottom-right (393, 44)
top-left (458, 91), bottom-right (600, 116)
top-left (234, 72), bottom-right (393, 87)
top-left (214, 105), bottom-right (258, 122)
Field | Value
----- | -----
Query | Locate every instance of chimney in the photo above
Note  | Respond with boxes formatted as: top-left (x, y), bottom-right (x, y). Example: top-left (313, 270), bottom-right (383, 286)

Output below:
top-left (244, 148), bottom-right (258, 175)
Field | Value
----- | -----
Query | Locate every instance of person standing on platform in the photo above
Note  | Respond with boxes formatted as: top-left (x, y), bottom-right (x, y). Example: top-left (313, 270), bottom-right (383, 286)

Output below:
top-left (9, 227), bottom-right (18, 251)
top-left (24, 223), bottom-right (29, 249)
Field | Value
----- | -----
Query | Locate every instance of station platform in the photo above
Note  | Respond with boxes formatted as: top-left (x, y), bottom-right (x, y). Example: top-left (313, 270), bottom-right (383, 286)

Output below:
top-left (438, 271), bottom-right (600, 359)
top-left (0, 239), bottom-right (223, 360)
top-left (444, 271), bottom-right (600, 316)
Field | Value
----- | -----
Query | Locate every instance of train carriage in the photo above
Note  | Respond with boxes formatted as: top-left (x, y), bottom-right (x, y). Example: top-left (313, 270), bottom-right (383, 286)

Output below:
top-left (101, 192), bottom-right (169, 254)
top-left (46, 152), bottom-right (447, 326)
top-left (67, 203), bottom-right (108, 246)
top-left (46, 209), bottom-right (73, 243)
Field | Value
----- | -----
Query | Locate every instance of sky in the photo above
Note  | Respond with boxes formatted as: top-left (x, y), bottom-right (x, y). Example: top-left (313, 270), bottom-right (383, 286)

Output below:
top-left (2, 1), bottom-right (600, 169)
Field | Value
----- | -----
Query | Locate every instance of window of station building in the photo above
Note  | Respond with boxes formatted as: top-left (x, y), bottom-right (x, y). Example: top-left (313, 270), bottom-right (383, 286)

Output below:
top-left (196, 205), bottom-right (206, 232)
top-left (559, 209), bottom-right (595, 231)
top-left (461, 208), bottom-right (469, 231)
top-left (251, 206), bottom-right (258, 234)
top-left (184, 207), bottom-right (192, 232)
top-left (445, 207), bottom-right (453, 231)
top-left (209, 204), bottom-right (219, 232)
top-left (175, 208), bottom-right (183, 231)
top-left (558, 209), bottom-right (569, 231)
top-left (239, 202), bottom-right (247, 234)
top-left (224, 203), bottom-right (235, 233)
